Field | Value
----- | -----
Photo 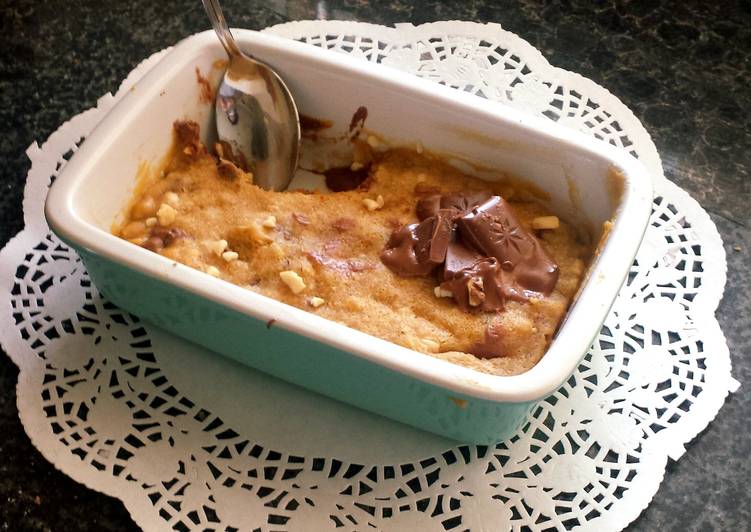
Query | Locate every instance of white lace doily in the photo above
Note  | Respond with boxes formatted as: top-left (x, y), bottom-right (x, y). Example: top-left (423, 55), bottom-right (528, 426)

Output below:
top-left (1, 21), bottom-right (740, 531)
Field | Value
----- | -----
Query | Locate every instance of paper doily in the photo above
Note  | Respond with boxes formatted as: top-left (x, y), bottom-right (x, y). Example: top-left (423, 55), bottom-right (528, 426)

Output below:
top-left (1, 21), bottom-right (740, 532)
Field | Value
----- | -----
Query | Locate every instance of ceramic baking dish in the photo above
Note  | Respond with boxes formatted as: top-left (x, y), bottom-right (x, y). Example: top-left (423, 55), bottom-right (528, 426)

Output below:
top-left (45, 30), bottom-right (652, 444)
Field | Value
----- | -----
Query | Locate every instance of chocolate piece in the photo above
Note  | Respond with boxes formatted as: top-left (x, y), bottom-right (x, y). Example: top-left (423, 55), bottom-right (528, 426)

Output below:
top-left (380, 214), bottom-right (451, 277)
top-left (440, 191), bottom-right (491, 214)
top-left (457, 196), bottom-right (558, 294)
top-left (443, 239), bottom-right (482, 279)
top-left (417, 191), bottom-right (491, 222)
top-left (414, 211), bottom-right (453, 265)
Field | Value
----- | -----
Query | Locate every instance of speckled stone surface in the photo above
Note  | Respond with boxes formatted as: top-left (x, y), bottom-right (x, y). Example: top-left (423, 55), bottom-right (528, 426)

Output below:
top-left (1, 0), bottom-right (748, 530)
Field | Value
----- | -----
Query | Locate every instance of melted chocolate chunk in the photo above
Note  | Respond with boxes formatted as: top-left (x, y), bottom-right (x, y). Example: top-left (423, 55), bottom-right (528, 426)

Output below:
top-left (443, 239), bottom-right (482, 279)
top-left (381, 210), bottom-right (454, 277)
top-left (457, 196), bottom-right (558, 294)
top-left (380, 191), bottom-right (561, 357)
top-left (441, 258), bottom-right (505, 312)
top-left (441, 191), bottom-right (491, 214)
top-left (414, 211), bottom-right (453, 264)
top-left (416, 191), bottom-right (492, 222)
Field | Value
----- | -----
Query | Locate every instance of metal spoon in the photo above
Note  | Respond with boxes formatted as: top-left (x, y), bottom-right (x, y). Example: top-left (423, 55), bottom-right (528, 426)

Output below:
top-left (202, 0), bottom-right (300, 191)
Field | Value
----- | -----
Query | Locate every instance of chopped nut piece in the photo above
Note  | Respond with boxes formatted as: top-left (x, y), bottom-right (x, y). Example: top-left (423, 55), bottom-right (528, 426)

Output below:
top-left (467, 278), bottom-right (485, 307)
top-left (309, 296), bottom-right (326, 308)
top-left (222, 251), bottom-right (239, 262)
top-left (131, 196), bottom-right (157, 219)
top-left (421, 338), bottom-right (440, 352)
top-left (262, 215), bottom-right (277, 229)
top-left (156, 203), bottom-right (178, 225)
top-left (268, 242), bottom-right (285, 259)
top-left (248, 223), bottom-right (273, 244)
top-left (145, 217), bottom-right (157, 227)
top-left (416, 141), bottom-right (424, 154)
top-left (226, 224), bottom-right (273, 251)
top-left (206, 265), bottom-right (221, 277)
top-left (366, 135), bottom-right (380, 148)
top-left (121, 220), bottom-right (146, 239)
top-left (164, 191), bottom-right (180, 206)
top-left (350, 161), bottom-right (364, 171)
top-left (434, 286), bottom-right (453, 298)
top-left (207, 239), bottom-right (228, 256)
top-left (279, 271), bottom-right (306, 294)
top-left (532, 215), bottom-right (560, 230)
top-left (362, 195), bottom-right (385, 211)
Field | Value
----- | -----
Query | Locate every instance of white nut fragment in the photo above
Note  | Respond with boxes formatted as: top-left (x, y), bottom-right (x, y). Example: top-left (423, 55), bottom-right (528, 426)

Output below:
top-left (532, 215), bottom-right (560, 230)
top-left (268, 242), bottom-right (285, 259)
top-left (467, 278), bottom-right (485, 307)
top-left (309, 296), bottom-right (326, 308)
top-left (244, 223), bottom-right (273, 244)
top-left (164, 191), bottom-right (180, 206)
top-left (145, 217), bottom-right (157, 227)
top-left (262, 215), bottom-right (277, 229)
top-left (207, 239), bottom-right (228, 257)
top-left (434, 286), bottom-right (453, 298)
top-left (362, 194), bottom-right (385, 211)
top-left (222, 251), bottom-right (239, 262)
top-left (156, 203), bottom-right (178, 226)
top-left (206, 265), bottom-right (221, 277)
top-left (366, 135), bottom-right (380, 148)
top-left (416, 141), bottom-right (424, 154)
top-left (350, 161), bottom-right (364, 171)
top-left (279, 270), bottom-right (306, 294)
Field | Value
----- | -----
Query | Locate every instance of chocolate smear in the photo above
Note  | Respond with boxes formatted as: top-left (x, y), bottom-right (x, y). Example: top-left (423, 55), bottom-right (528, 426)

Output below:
top-left (324, 165), bottom-right (369, 192)
top-left (292, 213), bottom-right (311, 225)
top-left (348, 106), bottom-right (368, 137)
top-left (300, 114), bottom-right (333, 133)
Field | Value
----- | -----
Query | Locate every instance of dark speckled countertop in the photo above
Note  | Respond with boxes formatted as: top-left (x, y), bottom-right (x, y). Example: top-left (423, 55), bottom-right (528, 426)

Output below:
top-left (1, 1), bottom-right (749, 530)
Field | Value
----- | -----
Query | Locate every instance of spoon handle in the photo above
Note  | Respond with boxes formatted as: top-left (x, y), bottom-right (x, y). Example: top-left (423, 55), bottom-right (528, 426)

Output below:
top-left (201, 0), bottom-right (241, 57)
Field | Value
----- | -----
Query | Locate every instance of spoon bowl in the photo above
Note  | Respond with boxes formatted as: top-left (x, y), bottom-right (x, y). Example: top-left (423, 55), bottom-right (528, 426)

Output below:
top-left (202, 0), bottom-right (300, 191)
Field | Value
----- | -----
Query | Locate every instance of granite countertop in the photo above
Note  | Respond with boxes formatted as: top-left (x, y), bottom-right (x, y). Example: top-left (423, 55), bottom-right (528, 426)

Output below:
top-left (1, 0), bottom-right (749, 530)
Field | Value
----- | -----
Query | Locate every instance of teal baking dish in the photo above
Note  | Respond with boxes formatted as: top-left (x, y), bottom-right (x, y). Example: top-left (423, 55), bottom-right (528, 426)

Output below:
top-left (44, 30), bottom-right (652, 444)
